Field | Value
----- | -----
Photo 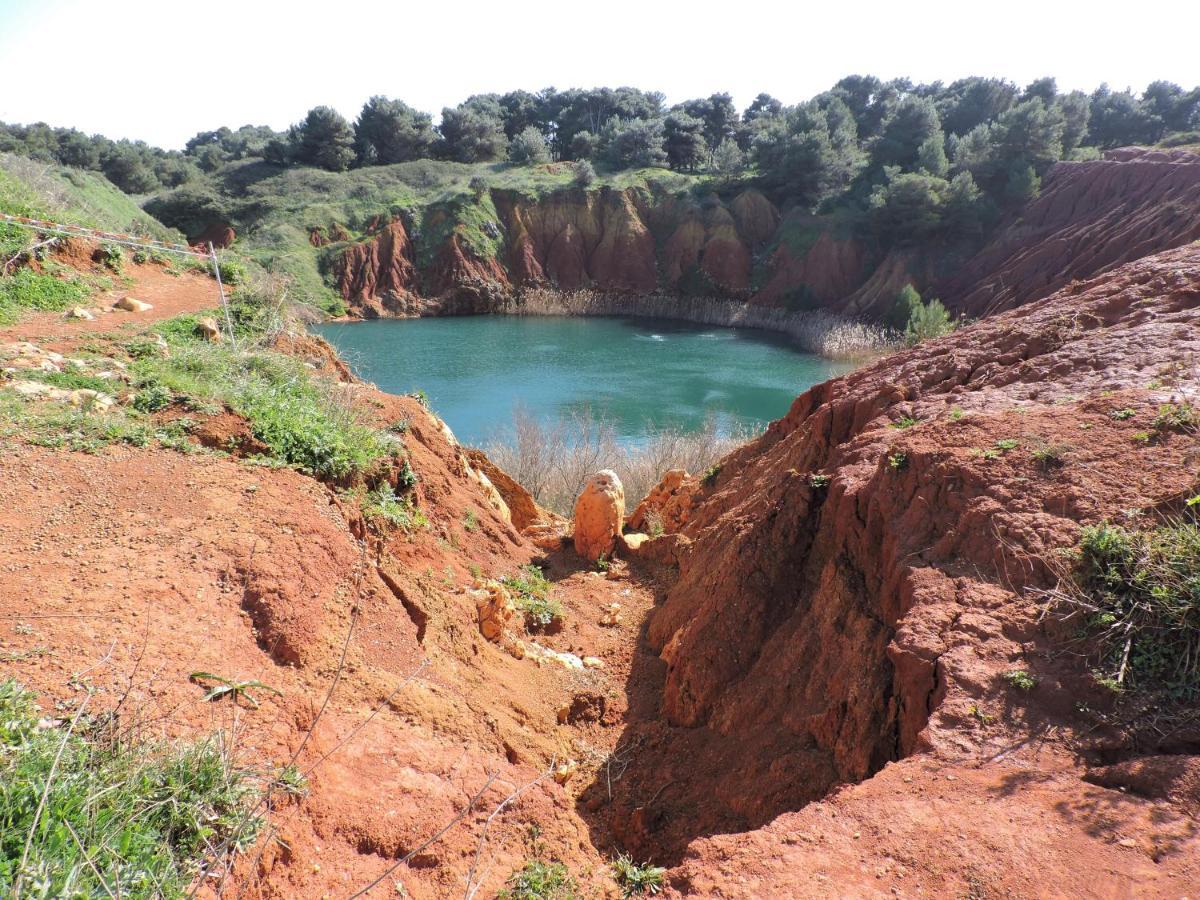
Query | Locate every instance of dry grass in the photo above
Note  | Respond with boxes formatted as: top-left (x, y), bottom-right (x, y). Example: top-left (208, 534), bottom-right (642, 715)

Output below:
top-left (484, 406), bottom-right (750, 514)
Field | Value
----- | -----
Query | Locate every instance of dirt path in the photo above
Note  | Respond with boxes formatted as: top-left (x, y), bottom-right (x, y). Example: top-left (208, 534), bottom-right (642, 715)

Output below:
top-left (0, 262), bottom-right (221, 352)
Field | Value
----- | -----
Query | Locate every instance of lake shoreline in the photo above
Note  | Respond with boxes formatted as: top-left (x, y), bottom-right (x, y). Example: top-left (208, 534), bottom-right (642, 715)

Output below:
top-left (328, 288), bottom-right (898, 362)
top-left (314, 313), bottom-right (854, 448)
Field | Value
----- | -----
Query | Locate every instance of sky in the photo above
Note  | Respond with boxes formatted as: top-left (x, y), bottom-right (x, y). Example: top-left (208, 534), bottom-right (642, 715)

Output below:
top-left (2, 0), bottom-right (1198, 150)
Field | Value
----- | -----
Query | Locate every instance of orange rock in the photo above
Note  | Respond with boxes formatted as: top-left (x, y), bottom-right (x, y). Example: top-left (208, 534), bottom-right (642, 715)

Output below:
top-left (572, 470), bottom-right (624, 562)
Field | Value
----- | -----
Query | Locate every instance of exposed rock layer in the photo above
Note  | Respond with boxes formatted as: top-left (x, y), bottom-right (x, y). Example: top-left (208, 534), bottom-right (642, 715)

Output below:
top-left (590, 243), bottom-right (1200, 872)
top-left (328, 149), bottom-right (1200, 325)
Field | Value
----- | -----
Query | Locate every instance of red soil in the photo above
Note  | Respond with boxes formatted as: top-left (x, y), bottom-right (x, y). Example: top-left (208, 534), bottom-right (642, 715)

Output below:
top-left (2, 250), bottom-right (223, 351)
top-left (941, 147), bottom-right (1200, 316)
top-left (609, 243), bottom-right (1200, 894)
top-left (5, 236), bottom-right (1200, 897)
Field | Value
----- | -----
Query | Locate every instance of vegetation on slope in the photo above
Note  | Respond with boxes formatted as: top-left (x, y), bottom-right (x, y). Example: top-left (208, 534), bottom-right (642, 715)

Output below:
top-left (1, 278), bottom-right (397, 483)
top-left (7, 75), bottom-right (1198, 319)
top-left (0, 680), bottom-right (262, 897)
top-left (0, 153), bottom-right (181, 242)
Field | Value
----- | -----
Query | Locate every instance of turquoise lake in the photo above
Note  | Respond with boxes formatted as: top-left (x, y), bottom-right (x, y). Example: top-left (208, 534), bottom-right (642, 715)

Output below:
top-left (314, 316), bottom-right (853, 446)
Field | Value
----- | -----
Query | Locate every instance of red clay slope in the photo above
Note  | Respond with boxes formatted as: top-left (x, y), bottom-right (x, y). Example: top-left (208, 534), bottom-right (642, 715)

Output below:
top-left (596, 243), bottom-right (1200, 895)
top-left (941, 147), bottom-right (1200, 316)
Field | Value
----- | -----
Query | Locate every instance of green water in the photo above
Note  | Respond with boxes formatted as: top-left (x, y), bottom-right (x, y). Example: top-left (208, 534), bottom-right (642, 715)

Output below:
top-left (314, 316), bottom-right (853, 446)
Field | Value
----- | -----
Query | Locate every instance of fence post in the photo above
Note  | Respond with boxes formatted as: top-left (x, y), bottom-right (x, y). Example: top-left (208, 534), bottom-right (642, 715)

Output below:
top-left (208, 242), bottom-right (237, 348)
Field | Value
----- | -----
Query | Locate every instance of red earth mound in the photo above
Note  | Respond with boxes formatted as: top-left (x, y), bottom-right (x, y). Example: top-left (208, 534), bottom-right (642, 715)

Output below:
top-left (586, 243), bottom-right (1200, 894)
top-left (941, 147), bottom-right (1200, 316)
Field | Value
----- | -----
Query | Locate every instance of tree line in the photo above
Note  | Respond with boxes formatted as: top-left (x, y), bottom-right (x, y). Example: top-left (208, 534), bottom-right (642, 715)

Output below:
top-left (2, 78), bottom-right (1197, 222)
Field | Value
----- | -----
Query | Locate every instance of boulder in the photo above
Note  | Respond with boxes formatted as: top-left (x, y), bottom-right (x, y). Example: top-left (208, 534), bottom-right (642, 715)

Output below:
top-left (472, 580), bottom-right (515, 642)
top-left (68, 389), bottom-right (114, 411)
top-left (627, 468), bottom-right (694, 534)
top-left (572, 469), bottom-right (625, 561)
top-left (64, 306), bottom-right (95, 320)
top-left (465, 462), bottom-right (510, 523)
top-left (114, 296), bottom-right (153, 312)
top-left (197, 317), bottom-right (221, 342)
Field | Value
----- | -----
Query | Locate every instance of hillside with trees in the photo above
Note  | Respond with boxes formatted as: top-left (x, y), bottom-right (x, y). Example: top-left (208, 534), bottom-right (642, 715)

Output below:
top-left (3, 76), bottom-right (1199, 323)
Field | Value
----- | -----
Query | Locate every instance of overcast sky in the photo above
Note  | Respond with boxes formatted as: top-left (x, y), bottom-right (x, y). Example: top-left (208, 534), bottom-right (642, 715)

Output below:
top-left (2, 0), bottom-right (1198, 149)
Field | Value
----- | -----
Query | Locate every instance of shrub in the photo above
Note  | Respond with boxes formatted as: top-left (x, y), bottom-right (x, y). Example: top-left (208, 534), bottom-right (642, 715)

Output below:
top-left (611, 853), bottom-right (666, 897)
top-left (887, 451), bottom-right (908, 470)
top-left (1003, 669), bottom-right (1038, 691)
top-left (131, 382), bottom-right (173, 412)
top-left (1030, 440), bottom-right (1069, 468)
top-left (362, 484), bottom-right (427, 531)
top-left (499, 859), bottom-right (579, 899)
top-left (0, 680), bottom-right (261, 896)
top-left (0, 270), bottom-right (91, 324)
top-left (1073, 519), bottom-right (1200, 698)
top-left (1152, 402), bottom-right (1198, 435)
top-left (96, 243), bottom-right (125, 272)
top-left (572, 160), bottom-right (597, 188)
top-left (502, 564), bottom-right (562, 629)
top-left (508, 127), bottom-right (551, 165)
top-left (216, 259), bottom-right (247, 285)
top-left (905, 295), bottom-right (955, 345)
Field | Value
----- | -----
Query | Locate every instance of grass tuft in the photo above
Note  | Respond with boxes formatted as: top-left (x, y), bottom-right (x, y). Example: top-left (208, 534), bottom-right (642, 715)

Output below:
top-left (0, 679), bottom-right (262, 897)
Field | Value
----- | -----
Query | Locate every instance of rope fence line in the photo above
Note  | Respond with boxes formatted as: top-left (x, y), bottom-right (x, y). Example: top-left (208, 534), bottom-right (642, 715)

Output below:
top-left (0, 213), bottom-right (205, 258)
top-left (1, 212), bottom-right (237, 346)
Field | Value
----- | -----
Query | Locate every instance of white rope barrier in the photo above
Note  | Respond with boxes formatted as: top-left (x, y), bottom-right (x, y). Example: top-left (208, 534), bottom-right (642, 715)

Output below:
top-left (1, 212), bottom-right (238, 346)
top-left (0, 213), bottom-right (207, 258)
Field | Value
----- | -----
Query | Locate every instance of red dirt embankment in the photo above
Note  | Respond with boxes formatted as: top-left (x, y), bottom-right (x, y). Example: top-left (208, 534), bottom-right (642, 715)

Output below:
top-left (0, 305), bottom-right (664, 895)
top-left (330, 188), bottom-right (783, 317)
top-left (328, 148), bottom-right (1200, 326)
top-left (591, 243), bottom-right (1200, 895)
top-left (941, 147), bottom-right (1200, 316)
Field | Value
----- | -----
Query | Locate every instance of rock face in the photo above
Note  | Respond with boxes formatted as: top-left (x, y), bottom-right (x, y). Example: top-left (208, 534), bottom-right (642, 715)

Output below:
top-left (473, 580), bottom-right (515, 642)
top-left (334, 188), bottom-right (783, 317)
top-left (197, 317), bottom-right (221, 342)
top-left (464, 448), bottom-right (551, 531)
top-left (595, 242), bottom-right (1200, 862)
top-left (626, 468), bottom-right (693, 534)
top-left (329, 218), bottom-right (417, 314)
top-left (939, 147), bottom-right (1200, 315)
top-left (328, 149), bottom-right (1200, 325)
top-left (572, 469), bottom-right (625, 561)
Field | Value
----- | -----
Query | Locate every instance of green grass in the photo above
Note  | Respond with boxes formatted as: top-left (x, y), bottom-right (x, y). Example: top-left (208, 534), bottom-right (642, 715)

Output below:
top-left (0, 270), bottom-right (91, 325)
top-left (1074, 519), bottom-right (1200, 699)
top-left (0, 153), bottom-right (181, 242)
top-left (611, 853), bottom-right (666, 897)
top-left (499, 859), bottom-right (579, 899)
top-left (361, 484), bottom-right (428, 531)
top-left (3, 297), bottom-right (392, 480)
top-left (501, 564), bottom-right (562, 630)
top-left (0, 679), bottom-right (262, 897)
top-left (132, 332), bottom-right (390, 480)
